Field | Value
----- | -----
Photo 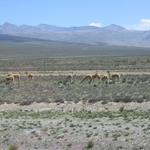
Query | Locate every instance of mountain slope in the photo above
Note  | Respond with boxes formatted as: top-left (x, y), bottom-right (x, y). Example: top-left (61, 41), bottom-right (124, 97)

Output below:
top-left (0, 34), bottom-right (52, 42)
top-left (1, 23), bottom-right (150, 47)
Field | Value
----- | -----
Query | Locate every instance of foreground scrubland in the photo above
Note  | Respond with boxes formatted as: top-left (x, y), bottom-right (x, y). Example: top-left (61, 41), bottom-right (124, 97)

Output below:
top-left (1, 56), bottom-right (150, 150)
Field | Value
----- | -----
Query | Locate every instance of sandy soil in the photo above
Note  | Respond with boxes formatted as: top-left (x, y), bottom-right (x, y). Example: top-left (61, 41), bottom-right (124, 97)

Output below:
top-left (1, 70), bottom-right (150, 77)
top-left (0, 101), bottom-right (150, 112)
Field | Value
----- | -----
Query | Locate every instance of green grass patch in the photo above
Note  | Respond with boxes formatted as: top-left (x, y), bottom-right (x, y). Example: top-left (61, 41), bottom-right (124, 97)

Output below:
top-left (0, 109), bottom-right (150, 120)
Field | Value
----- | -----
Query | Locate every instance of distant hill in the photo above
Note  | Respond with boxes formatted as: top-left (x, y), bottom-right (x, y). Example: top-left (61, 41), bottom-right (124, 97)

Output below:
top-left (0, 24), bottom-right (150, 58)
top-left (1, 23), bottom-right (150, 47)
top-left (0, 37), bottom-right (150, 58)
top-left (0, 34), bottom-right (51, 42)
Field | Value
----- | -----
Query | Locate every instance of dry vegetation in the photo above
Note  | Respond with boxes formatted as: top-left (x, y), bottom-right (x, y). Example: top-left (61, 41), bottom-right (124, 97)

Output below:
top-left (0, 73), bottom-right (150, 104)
top-left (0, 56), bottom-right (150, 150)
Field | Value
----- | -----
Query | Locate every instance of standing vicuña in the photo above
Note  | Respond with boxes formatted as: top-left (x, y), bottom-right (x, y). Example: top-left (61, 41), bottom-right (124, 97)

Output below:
top-left (81, 73), bottom-right (100, 84)
top-left (25, 72), bottom-right (33, 80)
top-left (107, 71), bottom-right (120, 83)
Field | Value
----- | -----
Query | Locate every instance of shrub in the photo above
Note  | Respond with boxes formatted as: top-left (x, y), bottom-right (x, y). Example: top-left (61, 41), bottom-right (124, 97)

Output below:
top-left (113, 95), bottom-right (133, 103)
top-left (86, 139), bottom-right (94, 149)
top-left (19, 100), bottom-right (34, 106)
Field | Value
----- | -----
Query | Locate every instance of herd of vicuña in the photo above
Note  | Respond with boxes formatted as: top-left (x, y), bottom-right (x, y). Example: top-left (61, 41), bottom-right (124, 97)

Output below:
top-left (0, 72), bottom-right (33, 86)
top-left (61, 71), bottom-right (120, 85)
top-left (0, 70), bottom-right (121, 87)
top-left (80, 71), bottom-right (120, 84)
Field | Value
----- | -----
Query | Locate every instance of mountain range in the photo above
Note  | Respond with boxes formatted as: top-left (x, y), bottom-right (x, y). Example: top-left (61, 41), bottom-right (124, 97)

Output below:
top-left (0, 22), bottom-right (150, 47)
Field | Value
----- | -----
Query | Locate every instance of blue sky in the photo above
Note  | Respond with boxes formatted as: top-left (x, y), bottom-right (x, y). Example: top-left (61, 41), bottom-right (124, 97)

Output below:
top-left (0, 0), bottom-right (150, 29)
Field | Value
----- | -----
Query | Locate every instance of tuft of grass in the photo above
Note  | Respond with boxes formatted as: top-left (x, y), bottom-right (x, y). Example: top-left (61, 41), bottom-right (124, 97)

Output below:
top-left (8, 144), bottom-right (18, 150)
top-left (86, 139), bottom-right (94, 149)
top-left (67, 143), bottom-right (72, 147)
top-left (119, 106), bottom-right (124, 112)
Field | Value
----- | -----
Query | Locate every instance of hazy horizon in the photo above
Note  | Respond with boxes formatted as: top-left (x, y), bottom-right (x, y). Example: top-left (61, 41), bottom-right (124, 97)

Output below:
top-left (0, 22), bottom-right (150, 32)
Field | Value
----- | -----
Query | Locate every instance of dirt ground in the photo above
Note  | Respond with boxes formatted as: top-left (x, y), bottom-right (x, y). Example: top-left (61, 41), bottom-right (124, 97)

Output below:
top-left (1, 70), bottom-right (150, 77)
top-left (0, 101), bottom-right (150, 112)
top-left (0, 102), bottom-right (150, 150)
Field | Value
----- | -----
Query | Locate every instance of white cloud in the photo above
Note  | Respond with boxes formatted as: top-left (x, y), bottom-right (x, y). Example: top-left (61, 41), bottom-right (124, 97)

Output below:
top-left (130, 19), bottom-right (150, 30)
top-left (89, 22), bottom-right (102, 28)
top-left (138, 19), bottom-right (150, 30)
